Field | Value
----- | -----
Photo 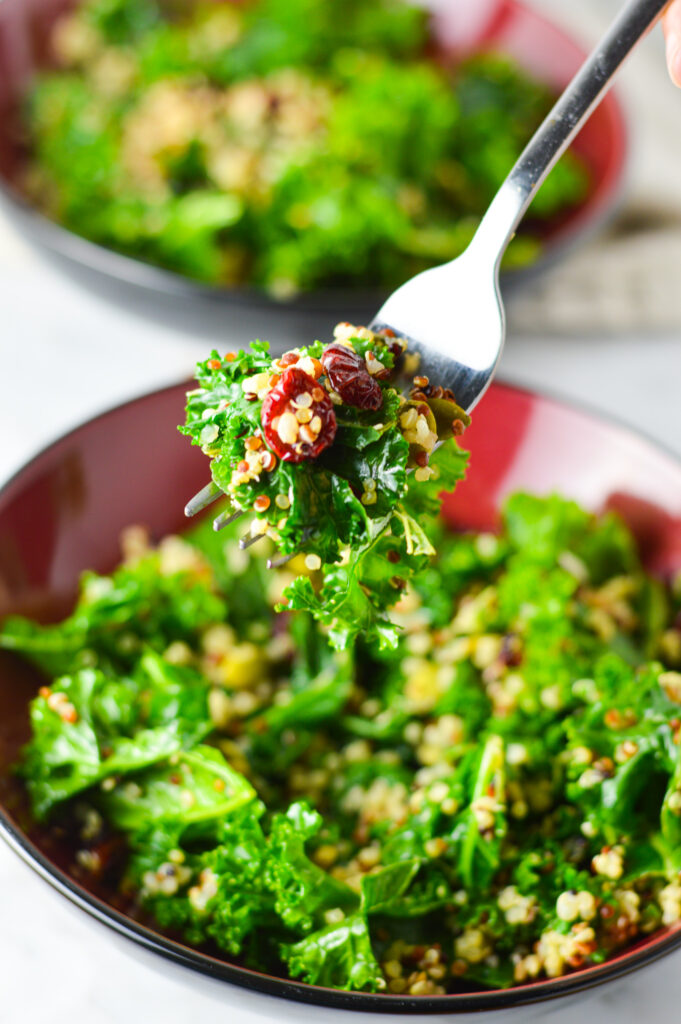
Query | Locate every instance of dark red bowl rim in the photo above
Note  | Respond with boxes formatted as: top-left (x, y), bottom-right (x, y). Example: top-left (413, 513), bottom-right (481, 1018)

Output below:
top-left (0, 0), bottom-right (628, 313)
top-left (1, 378), bottom-right (681, 1014)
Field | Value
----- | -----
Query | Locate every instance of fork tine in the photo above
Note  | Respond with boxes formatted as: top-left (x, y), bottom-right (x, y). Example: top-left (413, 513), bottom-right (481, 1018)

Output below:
top-left (185, 481), bottom-right (222, 517)
top-left (213, 508), bottom-right (244, 532)
top-left (266, 552), bottom-right (295, 570)
top-left (266, 528), bottom-right (312, 569)
top-left (239, 532), bottom-right (267, 550)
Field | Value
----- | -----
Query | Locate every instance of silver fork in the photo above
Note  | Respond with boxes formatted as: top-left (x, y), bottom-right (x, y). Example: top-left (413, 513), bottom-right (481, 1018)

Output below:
top-left (186, 0), bottom-right (667, 558)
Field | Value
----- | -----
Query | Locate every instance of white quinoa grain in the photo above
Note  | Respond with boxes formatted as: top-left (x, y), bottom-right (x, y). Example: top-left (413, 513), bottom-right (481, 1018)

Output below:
top-left (578, 768), bottom-right (604, 789)
top-left (242, 372), bottom-right (271, 395)
top-left (208, 688), bottom-right (233, 728)
top-left (592, 845), bottom-right (624, 880)
top-left (428, 781), bottom-right (450, 804)
top-left (659, 882), bottom-right (681, 925)
top-left (558, 550), bottom-right (589, 581)
top-left (163, 640), bottom-right (193, 666)
top-left (324, 907), bottom-right (346, 925)
top-left (540, 684), bottom-right (563, 711)
top-left (498, 886), bottom-right (536, 925)
top-left (344, 740), bottom-right (371, 763)
top-left (357, 846), bottom-right (381, 869)
top-left (506, 743), bottom-right (529, 766)
top-left (404, 721), bottom-right (423, 744)
top-left (474, 533), bottom-right (498, 558)
top-left (667, 791), bottom-right (681, 814)
top-left (556, 891), bottom-right (580, 922)
top-left (454, 928), bottom-right (490, 964)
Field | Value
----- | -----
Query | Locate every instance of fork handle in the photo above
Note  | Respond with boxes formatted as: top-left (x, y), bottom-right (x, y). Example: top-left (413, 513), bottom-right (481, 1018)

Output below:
top-left (470, 0), bottom-right (669, 267)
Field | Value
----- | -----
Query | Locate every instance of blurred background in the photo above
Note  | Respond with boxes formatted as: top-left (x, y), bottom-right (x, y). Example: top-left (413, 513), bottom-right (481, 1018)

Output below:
top-left (1, 0), bottom-right (679, 494)
top-left (1, 1), bottom-right (680, 1019)
top-left (0, 0), bottom-right (679, 485)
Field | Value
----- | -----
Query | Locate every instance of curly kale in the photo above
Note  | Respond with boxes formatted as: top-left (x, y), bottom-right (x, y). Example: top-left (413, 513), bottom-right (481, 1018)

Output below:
top-left (4, 493), bottom-right (681, 994)
top-left (181, 330), bottom-right (469, 650)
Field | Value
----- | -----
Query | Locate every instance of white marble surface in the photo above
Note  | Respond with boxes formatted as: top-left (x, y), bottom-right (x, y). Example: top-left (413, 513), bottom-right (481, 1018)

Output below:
top-left (2, 1), bottom-right (681, 1020)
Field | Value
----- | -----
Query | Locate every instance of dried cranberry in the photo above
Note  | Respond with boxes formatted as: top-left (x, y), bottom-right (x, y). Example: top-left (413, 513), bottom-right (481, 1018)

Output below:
top-left (261, 367), bottom-right (337, 463)
top-left (321, 343), bottom-right (383, 411)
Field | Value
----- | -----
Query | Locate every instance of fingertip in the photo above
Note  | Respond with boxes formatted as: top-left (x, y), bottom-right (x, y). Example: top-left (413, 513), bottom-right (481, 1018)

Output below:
top-left (667, 28), bottom-right (681, 88)
top-left (672, 54), bottom-right (681, 89)
top-left (667, 32), bottom-right (681, 87)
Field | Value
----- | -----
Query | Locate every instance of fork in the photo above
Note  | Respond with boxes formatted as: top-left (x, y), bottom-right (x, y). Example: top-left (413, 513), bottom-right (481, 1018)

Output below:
top-left (186, 0), bottom-right (668, 559)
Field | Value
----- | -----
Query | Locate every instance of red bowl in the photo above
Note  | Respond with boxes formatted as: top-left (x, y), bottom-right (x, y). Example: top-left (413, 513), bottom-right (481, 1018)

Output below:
top-left (0, 0), bottom-right (627, 314)
top-left (0, 380), bottom-right (680, 1013)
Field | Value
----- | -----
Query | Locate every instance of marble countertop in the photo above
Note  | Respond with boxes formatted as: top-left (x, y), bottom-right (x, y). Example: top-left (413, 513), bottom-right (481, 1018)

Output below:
top-left (2, 1), bottom-right (681, 1018)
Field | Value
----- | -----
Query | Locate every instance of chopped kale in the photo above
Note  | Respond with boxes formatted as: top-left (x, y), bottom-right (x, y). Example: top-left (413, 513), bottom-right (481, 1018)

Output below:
top-left (181, 325), bottom-right (470, 650)
top-left (4, 493), bottom-right (681, 994)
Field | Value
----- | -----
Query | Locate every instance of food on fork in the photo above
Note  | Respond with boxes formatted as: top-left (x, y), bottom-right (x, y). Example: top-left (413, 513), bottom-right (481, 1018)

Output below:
top-left (181, 323), bottom-right (470, 649)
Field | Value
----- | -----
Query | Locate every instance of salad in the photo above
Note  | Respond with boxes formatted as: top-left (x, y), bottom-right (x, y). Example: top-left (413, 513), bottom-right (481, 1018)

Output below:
top-left (3, 493), bottom-right (681, 994)
top-left (22, 0), bottom-right (588, 295)
top-left (181, 323), bottom-right (470, 648)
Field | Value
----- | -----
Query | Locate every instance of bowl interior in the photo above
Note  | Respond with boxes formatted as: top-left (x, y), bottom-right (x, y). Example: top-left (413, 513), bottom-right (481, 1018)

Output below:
top-left (0, 0), bottom-right (626, 310)
top-left (1, 380), bottom-right (681, 1012)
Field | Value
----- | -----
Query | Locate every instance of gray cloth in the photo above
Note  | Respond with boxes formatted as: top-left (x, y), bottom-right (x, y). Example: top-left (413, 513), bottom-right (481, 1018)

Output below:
top-left (507, 0), bottom-right (681, 334)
